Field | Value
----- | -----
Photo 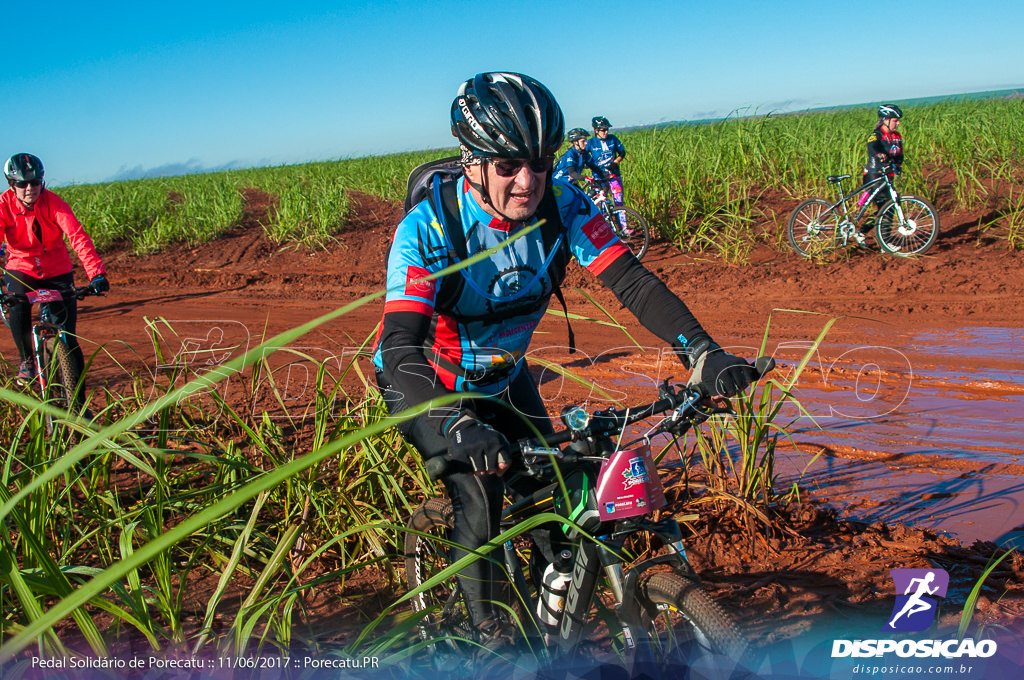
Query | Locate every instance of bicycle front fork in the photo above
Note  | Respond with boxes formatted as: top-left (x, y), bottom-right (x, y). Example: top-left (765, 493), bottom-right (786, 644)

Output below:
top-left (30, 326), bottom-right (58, 391)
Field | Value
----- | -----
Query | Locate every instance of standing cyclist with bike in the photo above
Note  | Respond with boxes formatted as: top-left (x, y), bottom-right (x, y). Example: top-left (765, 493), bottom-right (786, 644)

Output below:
top-left (856, 104), bottom-right (904, 244)
top-left (1, 153), bottom-right (109, 384)
top-left (585, 116), bottom-right (627, 227)
top-left (373, 72), bottom-right (760, 652)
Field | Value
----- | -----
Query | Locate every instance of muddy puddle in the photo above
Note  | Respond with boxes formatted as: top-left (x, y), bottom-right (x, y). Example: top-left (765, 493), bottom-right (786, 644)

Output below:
top-left (767, 324), bottom-right (1024, 547)
top-left (530, 321), bottom-right (1024, 548)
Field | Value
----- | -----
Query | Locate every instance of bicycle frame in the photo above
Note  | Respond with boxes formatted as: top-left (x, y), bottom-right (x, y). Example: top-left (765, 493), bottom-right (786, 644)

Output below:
top-left (817, 173), bottom-right (901, 245)
top-left (492, 390), bottom-right (712, 656)
top-left (30, 312), bottom-right (66, 394)
top-left (411, 365), bottom-right (774, 666)
top-left (582, 179), bottom-right (612, 214)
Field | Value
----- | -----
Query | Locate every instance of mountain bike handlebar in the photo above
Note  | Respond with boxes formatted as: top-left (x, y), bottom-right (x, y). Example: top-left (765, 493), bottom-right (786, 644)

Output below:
top-left (424, 356), bottom-right (775, 480)
top-left (0, 285), bottom-right (101, 309)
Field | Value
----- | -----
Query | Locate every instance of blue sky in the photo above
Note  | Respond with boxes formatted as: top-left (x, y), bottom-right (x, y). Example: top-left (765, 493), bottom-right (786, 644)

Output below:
top-left (4, 0), bottom-right (1021, 186)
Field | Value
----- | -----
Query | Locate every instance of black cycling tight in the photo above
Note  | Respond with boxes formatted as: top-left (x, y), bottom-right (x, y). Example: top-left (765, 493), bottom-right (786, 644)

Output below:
top-left (377, 364), bottom-right (561, 627)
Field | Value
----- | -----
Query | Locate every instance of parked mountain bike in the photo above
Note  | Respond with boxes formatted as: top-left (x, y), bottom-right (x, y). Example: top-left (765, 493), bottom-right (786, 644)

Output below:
top-left (404, 357), bottom-right (774, 672)
top-left (1, 284), bottom-right (101, 432)
top-left (581, 177), bottom-right (650, 260)
top-left (787, 164), bottom-right (939, 258)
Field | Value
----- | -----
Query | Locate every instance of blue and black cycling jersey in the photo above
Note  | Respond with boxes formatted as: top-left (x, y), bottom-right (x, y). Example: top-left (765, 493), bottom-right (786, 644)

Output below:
top-left (585, 134), bottom-right (627, 180)
top-left (374, 176), bottom-right (709, 408)
top-left (553, 146), bottom-right (599, 183)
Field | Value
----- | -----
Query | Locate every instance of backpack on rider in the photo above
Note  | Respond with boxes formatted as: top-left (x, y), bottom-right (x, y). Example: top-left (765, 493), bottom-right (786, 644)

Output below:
top-left (402, 156), bottom-right (577, 350)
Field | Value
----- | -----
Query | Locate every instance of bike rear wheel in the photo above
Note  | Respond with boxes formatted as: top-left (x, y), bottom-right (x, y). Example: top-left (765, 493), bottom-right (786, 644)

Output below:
top-left (787, 198), bottom-right (840, 258)
top-left (404, 498), bottom-right (475, 662)
top-left (607, 206), bottom-right (650, 260)
top-left (873, 196), bottom-right (939, 256)
top-left (636, 572), bottom-right (749, 666)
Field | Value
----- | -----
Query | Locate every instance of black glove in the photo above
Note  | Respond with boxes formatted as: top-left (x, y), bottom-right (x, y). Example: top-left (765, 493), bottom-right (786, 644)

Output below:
top-left (685, 337), bottom-right (758, 397)
top-left (89, 274), bottom-right (110, 294)
top-left (446, 415), bottom-right (510, 474)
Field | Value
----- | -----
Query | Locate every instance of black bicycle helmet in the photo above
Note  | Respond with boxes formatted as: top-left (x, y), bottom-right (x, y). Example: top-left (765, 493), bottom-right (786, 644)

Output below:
top-left (451, 72), bottom-right (565, 160)
top-left (567, 128), bottom-right (589, 142)
top-left (4, 153), bottom-right (44, 182)
top-left (878, 104), bottom-right (903, 119)
top-left (592, 116), bottom-right (611, 130)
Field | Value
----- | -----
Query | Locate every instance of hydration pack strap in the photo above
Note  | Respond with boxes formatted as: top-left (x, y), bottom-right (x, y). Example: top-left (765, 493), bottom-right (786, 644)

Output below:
top-left (432, 177), bottom-right (576, 353)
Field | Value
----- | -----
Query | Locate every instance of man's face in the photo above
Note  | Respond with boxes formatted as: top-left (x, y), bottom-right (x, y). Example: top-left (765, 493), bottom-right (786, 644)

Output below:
top-left (595, 128), bottom-right (609, 139)
top-left (11, 179), bottom-right (43, 208)
top-left (465, 157), bottom-right (551, 222)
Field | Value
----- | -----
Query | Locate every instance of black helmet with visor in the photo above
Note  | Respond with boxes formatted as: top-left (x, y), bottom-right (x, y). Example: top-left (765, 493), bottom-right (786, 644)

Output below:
top-left (877, 104), bottom-right (903, 119)
top-left (451, 72), bottom-right (565, 161)
top-left (5, 153), bottom-right (44, 183)
top-left (566, 128), bottom-right (589, 142)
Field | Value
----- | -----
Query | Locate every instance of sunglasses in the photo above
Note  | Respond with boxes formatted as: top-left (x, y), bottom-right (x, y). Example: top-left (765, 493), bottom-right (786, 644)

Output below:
top-left (13, 179), bottom-right (42, 189)
top-left (488, 157), bottom-right (553, 177)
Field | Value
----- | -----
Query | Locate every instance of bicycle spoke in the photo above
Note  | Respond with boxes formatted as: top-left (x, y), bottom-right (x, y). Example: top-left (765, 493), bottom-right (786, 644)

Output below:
top-left (875, 196), bottom-right (939, 256)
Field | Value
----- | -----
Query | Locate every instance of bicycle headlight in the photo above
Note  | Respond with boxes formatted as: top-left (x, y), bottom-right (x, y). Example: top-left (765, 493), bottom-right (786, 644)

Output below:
top-left (560, 405), bottom-right (591, 432)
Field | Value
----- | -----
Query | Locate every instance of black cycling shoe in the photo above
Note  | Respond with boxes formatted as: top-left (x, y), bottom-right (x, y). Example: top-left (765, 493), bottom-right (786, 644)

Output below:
top-left (478, 617), bottom-right (517, 650)
top-left (474, 617), bottom-right (521, 671)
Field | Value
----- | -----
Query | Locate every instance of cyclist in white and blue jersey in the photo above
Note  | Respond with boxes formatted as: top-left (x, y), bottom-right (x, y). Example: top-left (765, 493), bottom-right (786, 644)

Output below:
top-left (585, 116), bottom-right (628, 225)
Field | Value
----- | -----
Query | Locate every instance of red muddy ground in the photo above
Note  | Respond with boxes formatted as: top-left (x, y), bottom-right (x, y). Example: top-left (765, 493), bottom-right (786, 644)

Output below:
top-left (7, 188), bottom-right (1024, 653)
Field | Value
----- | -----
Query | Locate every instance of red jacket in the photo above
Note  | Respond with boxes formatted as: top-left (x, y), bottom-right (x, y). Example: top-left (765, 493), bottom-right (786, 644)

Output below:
top-left (0, 188), bottom-right (106, 280)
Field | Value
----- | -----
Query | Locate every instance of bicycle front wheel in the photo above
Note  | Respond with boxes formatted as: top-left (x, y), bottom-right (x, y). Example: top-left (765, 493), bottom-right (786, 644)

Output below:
top-left (53, 340), bottom-right (80, 406)
top-left (607, 207), bottom-right (650, 260)
top-left (637, 572), bottom-right (749, 665)
top-left (787, 198), bottom-right (840, 258)
top-left (404, 498), bottom-right (475, 662)
top-left (874, 196), bottom-right (939, 256)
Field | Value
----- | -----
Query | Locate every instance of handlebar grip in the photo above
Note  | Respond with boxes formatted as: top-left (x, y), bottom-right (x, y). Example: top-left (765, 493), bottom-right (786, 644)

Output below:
top-left (754, 356), bottom-right (775, 379)
top-left (424, 456), bottom-right (448, 481)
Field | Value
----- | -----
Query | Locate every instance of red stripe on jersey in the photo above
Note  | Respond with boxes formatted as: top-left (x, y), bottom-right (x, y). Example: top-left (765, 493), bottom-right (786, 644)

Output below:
top-left (431, 312), bottom-right (462, 390)
top-left (587, 244), bottom-right (631, 276)
top-left (384, 299), bottom-right (433, 316)
top-left (427, 357), bottom-right (458, 391)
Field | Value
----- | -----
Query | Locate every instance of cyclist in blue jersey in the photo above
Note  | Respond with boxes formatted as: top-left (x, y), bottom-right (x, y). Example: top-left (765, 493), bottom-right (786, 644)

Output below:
top-left (585, 116), bottom-right (628, 227)
top-left (552, 128), bottom-right (598, 183)
top-left (373, 72), bottom-right (759, 651)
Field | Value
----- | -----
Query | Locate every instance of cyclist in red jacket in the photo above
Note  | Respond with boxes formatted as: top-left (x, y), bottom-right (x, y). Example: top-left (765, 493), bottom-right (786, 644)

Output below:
top-left (1, 153), bottom-right (109, 383)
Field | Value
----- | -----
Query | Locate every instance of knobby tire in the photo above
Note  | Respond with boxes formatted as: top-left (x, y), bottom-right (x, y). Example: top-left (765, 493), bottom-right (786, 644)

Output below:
top-left (636, 572), bottom-right (749, 664)
top-left (404, 498), bottom-right (475, 663)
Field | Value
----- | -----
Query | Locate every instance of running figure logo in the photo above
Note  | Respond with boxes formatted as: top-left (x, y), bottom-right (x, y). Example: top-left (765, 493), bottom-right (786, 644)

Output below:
top-left (885, 568), bottom-right (949, 632)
